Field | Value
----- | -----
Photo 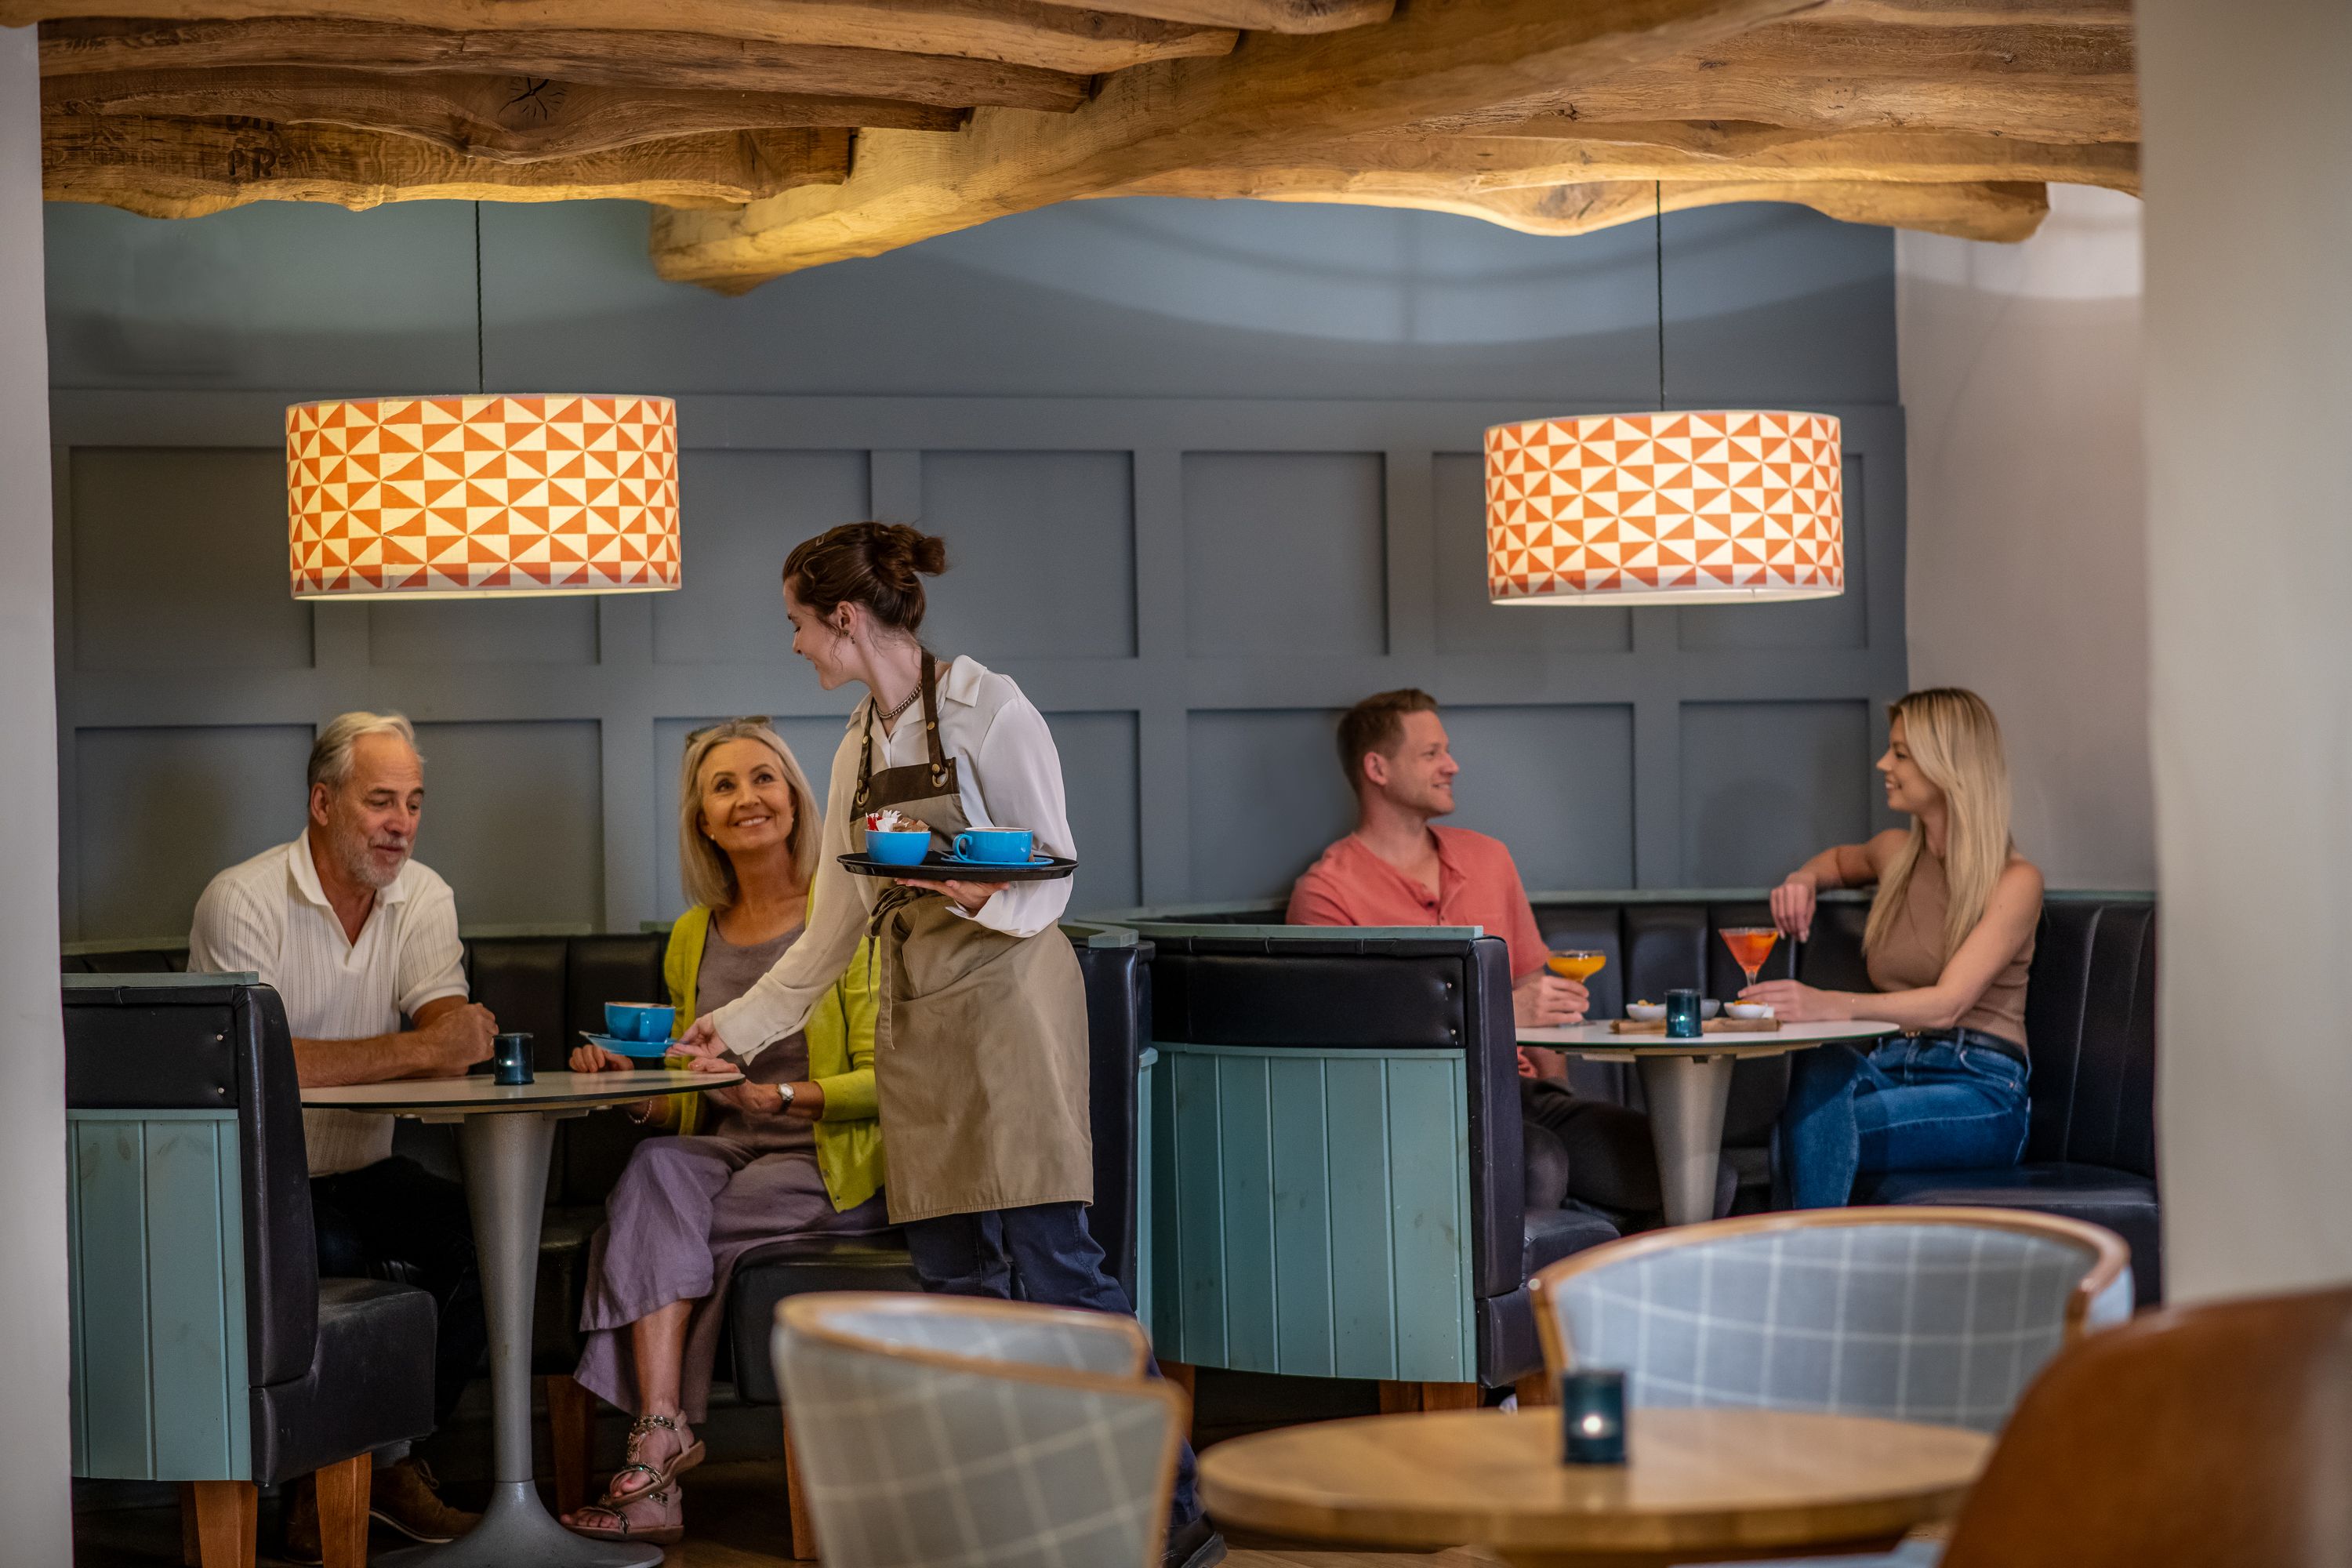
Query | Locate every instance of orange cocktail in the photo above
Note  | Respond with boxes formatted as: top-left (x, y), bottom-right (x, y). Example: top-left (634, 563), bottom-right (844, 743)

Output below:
top-left (1546, 950), bottom-right (1607, 983)
top-left (1719, 927), bottom-right (1779, 989)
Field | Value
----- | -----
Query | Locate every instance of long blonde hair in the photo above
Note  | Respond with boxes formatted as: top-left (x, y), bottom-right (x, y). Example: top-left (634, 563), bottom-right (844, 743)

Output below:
top-left (1863, 688), bottom-right (2014, 964)
top-left (678, 719), bottom-right (822, 911)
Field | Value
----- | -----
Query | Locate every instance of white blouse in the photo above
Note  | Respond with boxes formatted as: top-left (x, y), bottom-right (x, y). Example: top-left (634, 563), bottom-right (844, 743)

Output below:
top-left (706, 655), bottom-right (1076, 1060)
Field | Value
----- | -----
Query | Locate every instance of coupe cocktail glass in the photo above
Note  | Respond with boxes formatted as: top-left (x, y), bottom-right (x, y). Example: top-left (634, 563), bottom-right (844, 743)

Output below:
top-left (1719, 926), bottom-right (1779, 992)
top-left (1546, 949), bottom-right (1607, 984)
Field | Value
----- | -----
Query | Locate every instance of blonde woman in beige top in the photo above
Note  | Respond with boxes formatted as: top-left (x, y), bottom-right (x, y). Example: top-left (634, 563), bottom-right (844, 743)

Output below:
top-left (1740, 688), bottom-right (2045, 1207)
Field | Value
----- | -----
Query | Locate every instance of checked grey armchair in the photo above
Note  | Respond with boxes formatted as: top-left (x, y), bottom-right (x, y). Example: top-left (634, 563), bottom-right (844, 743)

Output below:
top-left (1533, 1207), bottom-right (2134, 1434)
top-left (771, 1294), bottom-right (1187, 1568)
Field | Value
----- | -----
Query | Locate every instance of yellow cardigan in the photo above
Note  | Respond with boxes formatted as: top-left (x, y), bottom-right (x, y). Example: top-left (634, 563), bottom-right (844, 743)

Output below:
top-left (661, 899), bottom-right (885, 1213)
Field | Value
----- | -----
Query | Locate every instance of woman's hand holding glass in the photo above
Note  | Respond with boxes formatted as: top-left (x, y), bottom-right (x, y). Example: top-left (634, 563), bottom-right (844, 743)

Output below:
top-left (1737, 978), bottom-right (1852, 1022)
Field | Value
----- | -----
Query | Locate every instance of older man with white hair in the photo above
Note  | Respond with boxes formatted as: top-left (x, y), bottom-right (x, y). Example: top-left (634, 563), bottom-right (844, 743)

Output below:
top-left (190, 711), bottom-right (492, 1558)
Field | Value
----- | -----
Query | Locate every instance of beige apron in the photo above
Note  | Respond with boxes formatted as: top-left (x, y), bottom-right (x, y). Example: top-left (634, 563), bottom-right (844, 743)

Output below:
top-left (855, 656), bottom-right (1094, 1225)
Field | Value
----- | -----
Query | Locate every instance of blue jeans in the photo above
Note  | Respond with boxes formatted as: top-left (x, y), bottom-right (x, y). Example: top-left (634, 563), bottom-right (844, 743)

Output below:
top-left (902, 1201), bottom-right (1203, 1530)
top-left (1777, 1035), bottom-right (2031, 1209)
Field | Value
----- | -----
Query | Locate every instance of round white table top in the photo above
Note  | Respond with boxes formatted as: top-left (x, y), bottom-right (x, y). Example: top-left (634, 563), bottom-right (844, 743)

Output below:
top-left (1519, 1018), bottom-right (1901, 1057)
top-left (301, 1068), bottom-right (744, 1116)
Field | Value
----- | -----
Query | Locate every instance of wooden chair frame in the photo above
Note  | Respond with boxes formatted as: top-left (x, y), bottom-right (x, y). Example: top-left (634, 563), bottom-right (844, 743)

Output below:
top-left (774, 1292), bottom-right (1188, 1568)
top-left (1530, 1204), bottom-right (2135, 1379)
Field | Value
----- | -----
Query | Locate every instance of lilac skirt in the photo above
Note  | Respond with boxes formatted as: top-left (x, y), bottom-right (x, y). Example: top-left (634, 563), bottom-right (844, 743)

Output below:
top-left (574, 1134), bottom-right (889, 1421)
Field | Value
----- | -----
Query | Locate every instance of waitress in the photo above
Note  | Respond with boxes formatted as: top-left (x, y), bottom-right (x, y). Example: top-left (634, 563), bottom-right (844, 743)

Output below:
top-left (674, 521), bottom-right (1222, 1568)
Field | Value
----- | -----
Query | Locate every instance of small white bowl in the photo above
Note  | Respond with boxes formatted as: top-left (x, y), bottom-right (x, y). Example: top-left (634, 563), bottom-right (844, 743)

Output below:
top-left (1624, 1001), bottom-right (1667, 1022)
top-left (1700, 999), bottom-right (1722, 1019)
top-left (1726, 1002), bottom-right (1775, 1020)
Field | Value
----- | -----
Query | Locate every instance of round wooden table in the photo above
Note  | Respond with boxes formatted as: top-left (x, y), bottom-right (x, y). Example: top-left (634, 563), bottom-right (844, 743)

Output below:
top-left (304, 1069), bottom-right (742, 1568)
top-left (1519, 1020), bottom-right (1899, 1224)
top-left (1200, 1406), bottom-right (1988, 1567)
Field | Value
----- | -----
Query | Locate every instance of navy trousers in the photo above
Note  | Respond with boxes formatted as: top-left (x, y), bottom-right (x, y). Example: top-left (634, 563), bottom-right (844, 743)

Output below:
top-left (902, 1200), bottom-right (1203, 1529)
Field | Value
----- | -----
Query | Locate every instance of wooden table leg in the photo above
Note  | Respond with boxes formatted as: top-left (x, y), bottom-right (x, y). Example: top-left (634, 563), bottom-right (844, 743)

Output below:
top-left (186, 1479), bottom-right (256, 1568)
top-left (313, 1454), bottom-right (371, 1568)
top-left (782, 1409), bottom-right (818, 1563)
top-left (544, 1374), bottom-right (597, 1519)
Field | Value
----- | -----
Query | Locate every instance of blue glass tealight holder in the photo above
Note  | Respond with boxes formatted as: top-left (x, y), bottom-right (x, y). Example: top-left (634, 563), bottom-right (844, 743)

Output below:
top-left (1560, 1369), bottom-right (1628, 1465)
top-left (1664, 988), bottom-right (1704, 1040)
top-left (492, 1032), bottom-right (535, 1087)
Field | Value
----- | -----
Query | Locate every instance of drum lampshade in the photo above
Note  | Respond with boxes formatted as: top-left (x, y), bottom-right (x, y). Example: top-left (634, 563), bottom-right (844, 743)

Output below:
top-left (287, 394), bottom-right (681, 598)
top-left (1485, 410), bottom-right (1842, 605)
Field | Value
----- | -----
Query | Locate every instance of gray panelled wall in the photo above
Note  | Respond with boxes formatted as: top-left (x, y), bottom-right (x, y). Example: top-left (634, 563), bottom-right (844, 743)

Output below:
top-left (45, 197), bottom-right (1903, 942)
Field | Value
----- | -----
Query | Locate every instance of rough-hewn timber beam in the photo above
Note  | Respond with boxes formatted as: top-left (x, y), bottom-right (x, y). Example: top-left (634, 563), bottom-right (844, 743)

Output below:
top-left (42, 114), bottom-right (852, 216)
top-left (1105, 172), bottom-right (2053, 243)
top-left (1239, 127), bottom-right (2140, 193)
top-left (652, 0), bottom-right (1822, 290)
top-left (45, 68), bottom-right (961, 163)
top-left (36, 18), bottom-right (1092, 112)
top-left (1027, 0), bottom-right (1392, 31)
top-left (5, 0), bottom-right (1238, 76)
top-left (1446, 16), bottom-right (2136, 143)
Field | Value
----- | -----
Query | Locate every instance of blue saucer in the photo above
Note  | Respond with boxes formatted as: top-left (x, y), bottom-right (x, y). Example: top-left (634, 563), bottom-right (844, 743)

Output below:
top-left (579, 1030), bottom-right (678, 1063)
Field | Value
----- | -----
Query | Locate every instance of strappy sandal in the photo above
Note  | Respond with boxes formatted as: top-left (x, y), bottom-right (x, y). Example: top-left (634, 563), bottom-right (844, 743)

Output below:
top-left (567, 1480), bottom-right (684, 1545)
top-left (614, 1412), bottom-right (706, 1497)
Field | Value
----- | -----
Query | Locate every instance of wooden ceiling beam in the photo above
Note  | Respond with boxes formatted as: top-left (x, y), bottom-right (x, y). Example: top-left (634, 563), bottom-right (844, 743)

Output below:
top-left (5, 0), bottom-right (1238, 76)
top-left (1265, 126), bottom-right (2141, 193)
top-left (650, 0), bottom-right (1823, 290)
top-left (45, 68), bottom-right (961, 164)
top-left (36, 18), bottom-right (1092, 112)
top-left (42, 114), bottom-right (853, 216)
top-left (1027, 0), bottom-right (1392, 30)
top-left (1449, 15), bottom-right (2137, 143)
top-left (1104, 170), bottom-right (2052, 242)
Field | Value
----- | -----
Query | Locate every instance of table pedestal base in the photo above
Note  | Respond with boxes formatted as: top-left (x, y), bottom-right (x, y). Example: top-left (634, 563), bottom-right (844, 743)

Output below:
top-left (378, 1483), bottom-right (662, 1568)
top-left (379, 1110), bottom-right (661, 1568)
top-left (1635, 1053), bottom-right (1736, 1226)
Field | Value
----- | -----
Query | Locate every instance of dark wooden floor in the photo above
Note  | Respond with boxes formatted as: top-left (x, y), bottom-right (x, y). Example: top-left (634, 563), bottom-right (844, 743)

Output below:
top-left (72, 1460), bottom-right (1502, 1567)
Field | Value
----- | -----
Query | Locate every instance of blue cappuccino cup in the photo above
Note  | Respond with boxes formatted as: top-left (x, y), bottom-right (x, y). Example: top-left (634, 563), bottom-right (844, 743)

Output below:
top-left (953, 829), bottom-right (1033, 864)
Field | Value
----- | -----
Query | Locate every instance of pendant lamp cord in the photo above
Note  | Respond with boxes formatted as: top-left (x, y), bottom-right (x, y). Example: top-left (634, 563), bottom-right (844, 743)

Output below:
top-left (1653, 181), bottom-right (1666, 412)
top-left (473, 201), bottom-right (486, 397)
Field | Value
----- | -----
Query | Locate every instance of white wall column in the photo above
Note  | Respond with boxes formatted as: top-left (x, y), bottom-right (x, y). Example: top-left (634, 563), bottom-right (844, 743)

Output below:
top-left (1898, 187), bottom-right (2151, 891)
top-left (2142, 0), bottom-right (2352, 1301)
top-left (0, 22), bottom-right (72, 1561)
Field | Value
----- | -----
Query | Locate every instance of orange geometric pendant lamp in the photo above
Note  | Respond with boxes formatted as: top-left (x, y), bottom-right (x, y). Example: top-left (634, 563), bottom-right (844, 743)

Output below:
top-left (287, 394), bottom-right (681, 599)
top-left (1486, 409), bottom-right (1843, 607)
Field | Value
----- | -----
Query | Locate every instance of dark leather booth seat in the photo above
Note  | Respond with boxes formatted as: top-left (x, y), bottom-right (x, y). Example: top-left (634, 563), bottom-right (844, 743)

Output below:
top-left (67, 925), bottom-right (1160, 1403)
top-left (63, 977), bottom-right (437, 1491)
top-left (1104, 889), bottom-right (2161, 1307)
top-left (1142, 927), bottom-right (1614, 1390)
top-left (1852, 898), bottom-right (2161, 1302)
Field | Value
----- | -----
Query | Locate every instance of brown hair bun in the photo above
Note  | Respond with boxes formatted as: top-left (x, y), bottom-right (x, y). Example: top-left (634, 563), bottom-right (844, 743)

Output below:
top-left (784, 521), bottom-right (949, 635)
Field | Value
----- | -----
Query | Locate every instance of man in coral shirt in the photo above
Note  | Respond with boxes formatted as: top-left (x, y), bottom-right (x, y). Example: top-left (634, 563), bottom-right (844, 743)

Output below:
top-left (1289, 689), bottom-right (1696, 1221)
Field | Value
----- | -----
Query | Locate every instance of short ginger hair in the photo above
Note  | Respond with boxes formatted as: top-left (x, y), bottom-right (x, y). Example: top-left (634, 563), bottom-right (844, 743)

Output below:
top-left (1336, 688), bottom-right (1439, 792)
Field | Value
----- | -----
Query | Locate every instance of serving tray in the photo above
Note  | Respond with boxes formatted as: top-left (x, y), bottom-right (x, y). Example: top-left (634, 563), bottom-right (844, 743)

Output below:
top-left (838, 851), bottom-right (1079, 884)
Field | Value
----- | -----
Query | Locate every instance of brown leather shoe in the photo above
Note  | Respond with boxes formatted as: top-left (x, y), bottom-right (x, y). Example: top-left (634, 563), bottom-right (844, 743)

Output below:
top-left (369, 1457), bottom-right (479, 1544)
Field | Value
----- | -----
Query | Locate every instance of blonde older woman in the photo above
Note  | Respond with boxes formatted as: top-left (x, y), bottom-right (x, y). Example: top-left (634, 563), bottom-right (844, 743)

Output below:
top-left (561, 718), bottom-right (887, 1546)
top-left (1743, 688), bottom-right (2045, 1209)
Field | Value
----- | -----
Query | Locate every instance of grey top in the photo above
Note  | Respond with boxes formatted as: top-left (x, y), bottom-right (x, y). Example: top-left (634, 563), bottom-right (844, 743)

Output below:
top-left (699, 919), bottom-right (815, 1154)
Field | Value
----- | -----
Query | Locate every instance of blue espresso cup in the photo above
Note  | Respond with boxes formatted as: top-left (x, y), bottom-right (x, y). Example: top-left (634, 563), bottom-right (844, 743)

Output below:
top-left (604, 1002), bottom-right (675, 1044)
top-left (864, 829), bottom-right (931, 866)
top-left (953, 829), bottom-right (1033, 864)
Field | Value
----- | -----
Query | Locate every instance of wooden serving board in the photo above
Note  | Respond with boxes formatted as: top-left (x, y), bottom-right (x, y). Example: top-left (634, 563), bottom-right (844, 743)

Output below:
top-left (1610, 1018), bottom-right (1783, 1034)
